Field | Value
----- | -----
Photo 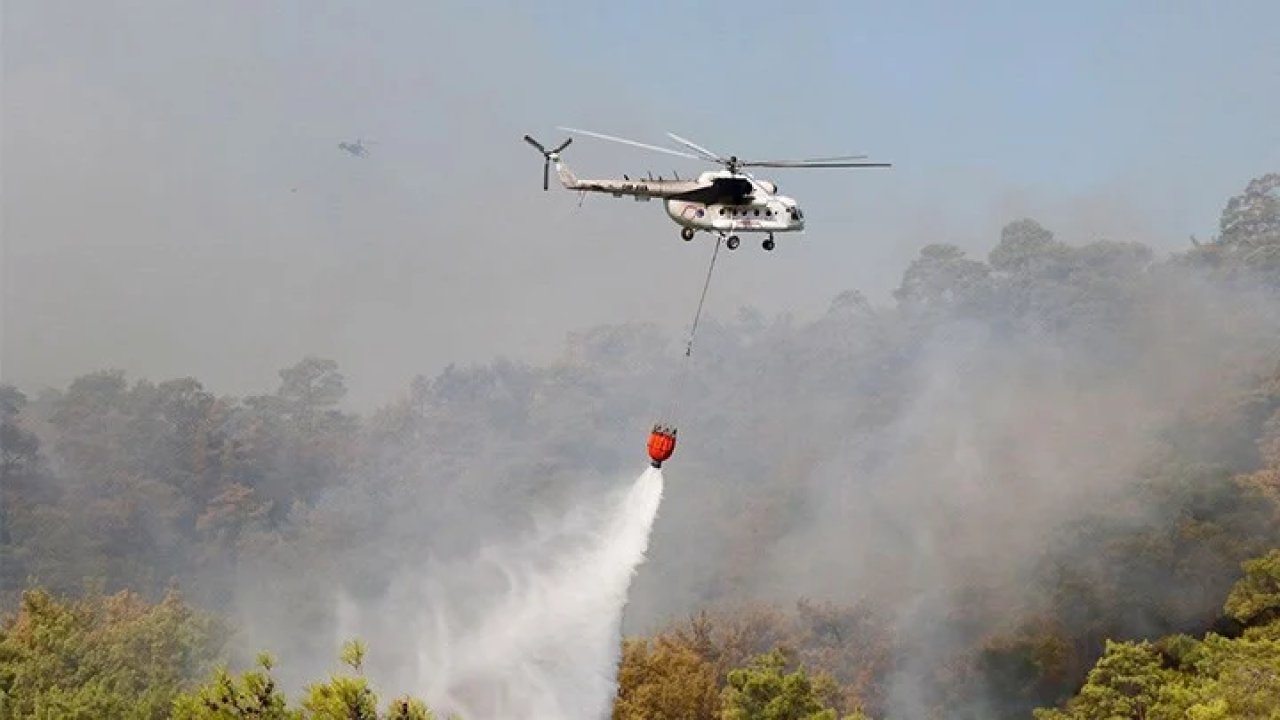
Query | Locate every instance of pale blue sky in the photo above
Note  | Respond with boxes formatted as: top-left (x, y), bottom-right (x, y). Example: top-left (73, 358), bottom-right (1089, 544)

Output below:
top-left (4, 1), bottom-right (1278, 406)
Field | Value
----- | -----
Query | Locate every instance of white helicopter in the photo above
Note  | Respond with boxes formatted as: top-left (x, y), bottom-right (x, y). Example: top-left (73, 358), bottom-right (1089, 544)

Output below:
top-left (524, 127), bottom-right (889, 251)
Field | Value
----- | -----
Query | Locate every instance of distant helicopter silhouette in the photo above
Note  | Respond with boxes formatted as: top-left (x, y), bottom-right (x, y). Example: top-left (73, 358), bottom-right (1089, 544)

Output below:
top-left (338, 138), bottom-right (375, 158)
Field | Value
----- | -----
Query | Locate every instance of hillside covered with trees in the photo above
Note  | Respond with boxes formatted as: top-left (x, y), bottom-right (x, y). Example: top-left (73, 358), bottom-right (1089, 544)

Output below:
top-left (2, 173), bottom-right (1279, 718)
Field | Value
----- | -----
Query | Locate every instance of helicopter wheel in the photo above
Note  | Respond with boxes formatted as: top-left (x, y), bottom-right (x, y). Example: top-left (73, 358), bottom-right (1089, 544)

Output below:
top-left (763, 238), bottom-right (775, 251)
top-left (681, 227), bottom-right (695, 241)
top-left (726, 235), bottom-right (741, 250)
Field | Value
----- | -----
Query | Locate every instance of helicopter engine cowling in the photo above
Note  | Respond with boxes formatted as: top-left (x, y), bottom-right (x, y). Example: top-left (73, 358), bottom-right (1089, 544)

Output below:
top-left (753, 180), bottom-right (777, 194)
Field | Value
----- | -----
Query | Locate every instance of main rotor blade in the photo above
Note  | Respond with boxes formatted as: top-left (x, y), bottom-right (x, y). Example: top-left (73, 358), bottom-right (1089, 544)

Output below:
top-left (557, 127), bottom-right (700, 160)
top-left (524, 135), bottom-right (546, 153)
top-left (742, 160), bottom-right (893, 168)
top-left (543, 160), bottom-right (550, 190)
top-left (665, 132), bottom-right (724, 162)
top-left (553, 137), bottom-right (572, 154)
top-left (742, 155), bottom-right (870, 166)
top-left (769, 154), bottom-right (870, 163)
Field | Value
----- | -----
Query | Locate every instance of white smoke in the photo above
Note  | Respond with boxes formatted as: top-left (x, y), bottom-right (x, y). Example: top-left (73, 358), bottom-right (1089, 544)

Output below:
top-left (329, 468), bottom-right (665, 719)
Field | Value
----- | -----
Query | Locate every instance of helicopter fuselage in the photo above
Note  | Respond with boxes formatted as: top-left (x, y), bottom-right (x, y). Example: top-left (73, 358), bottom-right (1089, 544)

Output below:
top-left (664, 196), bottom-right (803, 233)
top-left (555, 161), bottom-right (806, 235)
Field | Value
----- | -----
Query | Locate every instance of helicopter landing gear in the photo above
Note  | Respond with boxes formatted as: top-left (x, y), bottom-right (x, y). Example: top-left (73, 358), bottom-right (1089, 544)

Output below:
top-left (725, 235), bottom-right (741, 250)
top-left (763, 234), bottom-right (775, 251)
top-left (681, 227), bottom-right (695, 241)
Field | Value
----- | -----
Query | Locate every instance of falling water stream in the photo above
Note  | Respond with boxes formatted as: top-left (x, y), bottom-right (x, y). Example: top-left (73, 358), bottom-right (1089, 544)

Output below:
top-left (406, 468), bottom-right (665, 719)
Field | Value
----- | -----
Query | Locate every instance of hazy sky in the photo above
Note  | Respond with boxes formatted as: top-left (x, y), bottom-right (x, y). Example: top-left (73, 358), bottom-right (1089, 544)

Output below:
top-left (4, 0), bottom-right (1278, 408)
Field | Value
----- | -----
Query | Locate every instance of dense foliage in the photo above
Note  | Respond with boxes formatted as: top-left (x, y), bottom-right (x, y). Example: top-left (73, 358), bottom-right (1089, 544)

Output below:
top-left (3, 555), bottom-right (1278, 718)
top-left (2, 172), bottom-right (1279, 717)
top-left (0, 587), bottom-right (223, 718)
top-left (1032, 549), bottom-right (1280, 718)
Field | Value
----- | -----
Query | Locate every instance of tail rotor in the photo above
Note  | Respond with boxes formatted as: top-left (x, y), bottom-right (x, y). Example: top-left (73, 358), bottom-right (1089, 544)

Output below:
top-left (524, 135), bottom-right (572, 190)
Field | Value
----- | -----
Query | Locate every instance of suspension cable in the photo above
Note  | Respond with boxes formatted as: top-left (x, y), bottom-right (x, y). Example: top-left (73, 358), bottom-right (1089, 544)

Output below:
top-left (663, 236), bottom-right (724, 423)
top-left (686, 236), bottom-right (723, 358)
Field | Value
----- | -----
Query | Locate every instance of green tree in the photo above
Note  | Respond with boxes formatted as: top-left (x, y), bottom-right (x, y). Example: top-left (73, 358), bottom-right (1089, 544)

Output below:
top-left (719, 649), bottom-right (848, 720)
top-left (170, 653), bottom-right (298, 720)
top-left (384, 696), bottom-right (436, 720)
top-left (1224, 549), bottom-right (1280, 627)
top-left (275, 356), bottom-right (348, 427)
top-left (0, 587), bottom-right (223, 719)
top-left (235, 357), bottom-right (358, 526)
top-left (1032, 640), bottom-right (1168, 720)
top-left (1186, 172), bottom-right (1280, 278)
top-left (988, 219), bottom-right (1062, 273)
top-left (174, 640), bottom-right (442, 720)
top-left (1033, 554), bottom-right (1280, 719)
top-left (300, 639), bottom-right (379, 720)
top-left (1218, 173), bottom-right (1280, 247)
top-left (1161, 633), bottom-right (1280, 718)
top-left (893, 243), bottom-right (991, 308)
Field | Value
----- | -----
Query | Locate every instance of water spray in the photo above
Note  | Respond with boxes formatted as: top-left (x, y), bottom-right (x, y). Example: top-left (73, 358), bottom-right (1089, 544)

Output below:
top-left (345, 467), bottom-right (669, 720)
